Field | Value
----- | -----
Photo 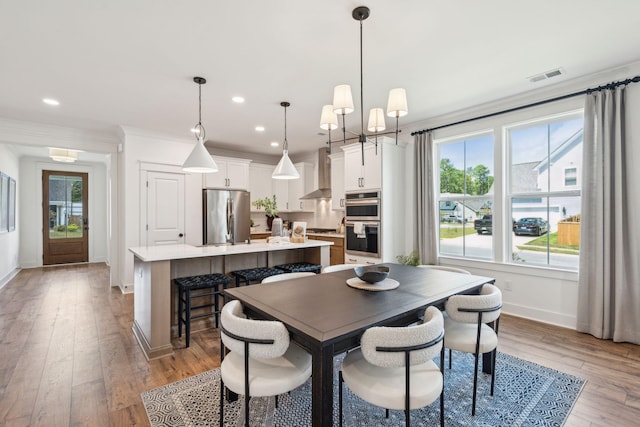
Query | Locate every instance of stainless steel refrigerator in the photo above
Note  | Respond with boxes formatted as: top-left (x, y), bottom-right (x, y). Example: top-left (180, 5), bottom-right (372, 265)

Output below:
top-left (203, 189), bottom-right (251, 245)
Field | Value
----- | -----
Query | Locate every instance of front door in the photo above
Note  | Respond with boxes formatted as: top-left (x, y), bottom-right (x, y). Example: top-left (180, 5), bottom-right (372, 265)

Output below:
top-left (42, 171), bottom-right (89, 265)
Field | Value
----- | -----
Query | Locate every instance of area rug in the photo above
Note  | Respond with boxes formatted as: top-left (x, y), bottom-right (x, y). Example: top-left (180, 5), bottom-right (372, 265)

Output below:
top-left (142, 352), bottom-right (585, 426)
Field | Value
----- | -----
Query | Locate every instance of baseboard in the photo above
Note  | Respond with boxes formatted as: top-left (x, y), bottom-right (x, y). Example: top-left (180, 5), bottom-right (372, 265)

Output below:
top-left (0, 267), bottom-right (20, 290)
top-left (502, 301), bottom-right (576, 330)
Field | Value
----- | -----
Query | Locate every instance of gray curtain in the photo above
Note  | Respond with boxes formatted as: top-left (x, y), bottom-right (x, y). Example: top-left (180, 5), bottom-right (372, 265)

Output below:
top-left (414, 132), bottom-right (438, 265)
top-left (577, 86), bottom-right (640, 344)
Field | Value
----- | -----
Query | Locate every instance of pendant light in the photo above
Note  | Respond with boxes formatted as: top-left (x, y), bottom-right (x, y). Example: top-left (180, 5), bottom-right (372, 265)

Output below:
top-left (272, 101), bottom-right (299, 180)
top-left (320, 6), bottom-right (408, 164)
top-left (182, 77), bottom-right (219, 173)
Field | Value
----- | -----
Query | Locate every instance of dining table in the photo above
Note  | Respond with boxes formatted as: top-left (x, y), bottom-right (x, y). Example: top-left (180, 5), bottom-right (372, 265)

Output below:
top-left (223, 262), bottom-right (495, 427)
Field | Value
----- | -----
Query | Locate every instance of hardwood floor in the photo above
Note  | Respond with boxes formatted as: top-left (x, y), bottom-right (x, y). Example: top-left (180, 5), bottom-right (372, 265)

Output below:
top-left (0, 263), bottom-right (639, 426)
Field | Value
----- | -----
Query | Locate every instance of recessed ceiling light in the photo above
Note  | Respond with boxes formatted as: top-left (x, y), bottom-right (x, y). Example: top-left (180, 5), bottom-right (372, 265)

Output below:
top-left (232, 96), bottom-right (245, 103)
top-left (42, 98), bottom-right (60, 106)
top-left (270, 141), bottom-right (279, 147)
top-left (255, 126), bottom-right (265, 132)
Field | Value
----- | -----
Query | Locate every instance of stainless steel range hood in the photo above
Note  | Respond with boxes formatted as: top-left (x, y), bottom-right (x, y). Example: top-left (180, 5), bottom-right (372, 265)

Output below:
top-left (300, 147), bottom-right (331, 200)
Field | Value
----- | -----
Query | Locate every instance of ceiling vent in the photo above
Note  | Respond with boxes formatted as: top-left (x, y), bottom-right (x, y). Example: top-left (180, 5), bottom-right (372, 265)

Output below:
top-left (528, 68), bottom-right (565, 83)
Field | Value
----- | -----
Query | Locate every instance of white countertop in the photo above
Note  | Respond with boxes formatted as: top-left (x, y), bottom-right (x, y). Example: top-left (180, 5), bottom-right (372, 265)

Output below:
top-left (307, 232), bottom-right (344, 238)
top-left (129, 239), bottom-right (333, 262)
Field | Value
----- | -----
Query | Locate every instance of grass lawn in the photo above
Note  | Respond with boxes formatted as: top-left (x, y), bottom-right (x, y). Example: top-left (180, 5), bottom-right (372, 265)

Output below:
top-left (517, 232), bottom-right (579, 254)
top-left (440, 225), bottom-right (477, 239)
top-left (49, 229), bottom-right (83, 239)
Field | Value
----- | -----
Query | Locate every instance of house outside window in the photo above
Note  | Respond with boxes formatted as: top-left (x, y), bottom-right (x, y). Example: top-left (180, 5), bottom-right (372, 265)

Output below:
top-left (436, 133), bottom-right (494, 259)
top-left (508, 114), bottom-right (582, 269)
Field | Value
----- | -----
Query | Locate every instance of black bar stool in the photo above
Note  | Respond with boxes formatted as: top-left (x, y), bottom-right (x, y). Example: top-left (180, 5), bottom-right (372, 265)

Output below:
top-left (174, 273), bottom-right (232, 348)
top-left (230, 267), bottom-right (284, 287)
top-left (275, 262), bottom-right (322, 274)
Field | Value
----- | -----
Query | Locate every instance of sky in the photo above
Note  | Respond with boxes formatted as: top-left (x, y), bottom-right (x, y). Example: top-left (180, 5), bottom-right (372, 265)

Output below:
top-left (438, 116), bottom-right (584, 171)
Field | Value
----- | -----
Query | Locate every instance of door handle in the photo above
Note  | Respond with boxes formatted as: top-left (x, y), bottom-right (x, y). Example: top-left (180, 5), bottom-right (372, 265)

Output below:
top-left (179, 233), bottom-right (184, 238)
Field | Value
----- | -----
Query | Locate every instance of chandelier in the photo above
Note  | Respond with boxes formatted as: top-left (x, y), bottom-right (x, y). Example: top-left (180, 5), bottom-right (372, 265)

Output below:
top-left (320, 6), bottom-right (408, 162)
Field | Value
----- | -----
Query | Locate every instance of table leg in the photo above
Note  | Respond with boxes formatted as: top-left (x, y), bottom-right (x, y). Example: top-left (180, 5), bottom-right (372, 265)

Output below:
top-left (311, 344), bottom-right (334, 427)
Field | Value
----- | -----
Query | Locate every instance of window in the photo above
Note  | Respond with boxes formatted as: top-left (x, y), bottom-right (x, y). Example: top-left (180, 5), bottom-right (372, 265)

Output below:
top-left (508, 115), bottom-right (582, 269)
top-left (564, 167), bottom-right (577, 186)
top-left (433, 110), bottom-right (582, 272)
top-left (437, 134), bottom-right (494, 259)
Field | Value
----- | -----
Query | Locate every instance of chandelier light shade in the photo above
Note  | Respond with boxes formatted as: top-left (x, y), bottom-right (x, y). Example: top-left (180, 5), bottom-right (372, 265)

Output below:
top-left (320, 6), bottom-right (409, 161)
top-left (320, 105), bottom-right (338, 130)
top-left (320, 104), bottom-right (339, 153)
top-left (367, 108), bottom-right (386, 132)
top-left (332, 85), bottom-right (354, 115)
top-left (182, 76), bottom-right (219, 173)
top-left (272, 101), bottom-right (300, 180)
top-left (49, 148), bottom-right (78, 163)
top-left (386, 88), bottom-right (408, 118)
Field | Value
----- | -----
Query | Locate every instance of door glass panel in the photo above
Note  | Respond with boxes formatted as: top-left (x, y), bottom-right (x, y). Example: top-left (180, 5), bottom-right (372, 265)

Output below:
top-left (49, 175), bottom-right (84, 239)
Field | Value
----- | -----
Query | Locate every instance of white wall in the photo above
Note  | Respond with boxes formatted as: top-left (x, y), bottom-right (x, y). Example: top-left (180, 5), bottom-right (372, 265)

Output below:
top-left (0, 144), bottom-right (20, 287)
top-left (18, 158), bottom-right (109, 267)
top-left (400, 61), bottom-right (640, 329)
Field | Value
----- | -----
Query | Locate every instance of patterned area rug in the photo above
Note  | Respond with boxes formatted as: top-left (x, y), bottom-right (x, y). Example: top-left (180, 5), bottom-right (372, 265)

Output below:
top-left (142, 352), bottom-right (584, 426)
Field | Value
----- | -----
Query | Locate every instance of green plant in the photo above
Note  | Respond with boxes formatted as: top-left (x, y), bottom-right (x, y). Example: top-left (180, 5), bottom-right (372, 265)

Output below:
top-left (56, 225), bottom-right (66, 232)
top-left (67, 223), bottom-right (79, 232)
top-left (252, 195), bottom-right (278, 216)
top-left (396, 250), bottom-right (421, 266)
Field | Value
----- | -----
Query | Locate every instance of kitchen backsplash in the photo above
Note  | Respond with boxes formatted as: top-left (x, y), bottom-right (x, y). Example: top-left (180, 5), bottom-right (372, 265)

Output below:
top-left (250, 199), bottom-right (343, 232)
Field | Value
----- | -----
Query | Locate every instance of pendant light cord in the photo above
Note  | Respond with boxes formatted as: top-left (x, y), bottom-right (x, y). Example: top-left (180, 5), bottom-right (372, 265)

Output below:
top-left (282, 102), bottom-right (289, 152)
top-left (359, 15), bottom-right (364, 137)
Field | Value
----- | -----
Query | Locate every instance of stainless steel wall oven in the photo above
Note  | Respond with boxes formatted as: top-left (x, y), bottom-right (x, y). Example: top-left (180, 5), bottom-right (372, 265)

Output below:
top-left (345, 191), bottom-right (381, 257)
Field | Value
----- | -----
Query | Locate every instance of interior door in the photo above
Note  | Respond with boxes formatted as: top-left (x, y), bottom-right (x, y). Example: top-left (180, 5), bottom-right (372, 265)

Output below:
top-left (43, 171), bottom-right (89, 265)
top-left (146, 171), bottom-right (185, 245)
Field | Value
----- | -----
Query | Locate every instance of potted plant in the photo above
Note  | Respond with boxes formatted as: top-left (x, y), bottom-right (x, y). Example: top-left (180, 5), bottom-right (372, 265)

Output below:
top-left (252, 195), bottom-right (279, 229)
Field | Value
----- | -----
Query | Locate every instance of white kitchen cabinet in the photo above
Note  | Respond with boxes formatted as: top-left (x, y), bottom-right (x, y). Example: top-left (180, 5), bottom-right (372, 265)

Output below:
top-left (287, 162), bottom-right (314, 212)
top-left (329, 152), bottom-right (345, 210)
top-left (249, 163), bottom-right (275, 211)
top-left (345, 254), bottom-right (381, 265)
top-left (343, 143), bottom-right (382, 191)
top-left (272, 179), bottom-right (290, 212)
top-left (203, 156), bottom-right (251, 189)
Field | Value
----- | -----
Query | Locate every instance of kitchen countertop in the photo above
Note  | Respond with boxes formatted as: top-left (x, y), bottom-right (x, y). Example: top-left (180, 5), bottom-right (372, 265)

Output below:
top-left (307, 232), bottom-right (344, 238)
top-left (129, 240), bottom-right (333, 262)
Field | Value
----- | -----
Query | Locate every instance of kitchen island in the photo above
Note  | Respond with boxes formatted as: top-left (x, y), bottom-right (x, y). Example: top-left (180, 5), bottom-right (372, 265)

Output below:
top-left (129, 240), bottom-right (332, 360)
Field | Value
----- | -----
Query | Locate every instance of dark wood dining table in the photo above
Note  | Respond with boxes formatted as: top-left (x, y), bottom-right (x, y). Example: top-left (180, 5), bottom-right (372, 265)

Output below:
top-left (224, 263), bottom-right (495, 427)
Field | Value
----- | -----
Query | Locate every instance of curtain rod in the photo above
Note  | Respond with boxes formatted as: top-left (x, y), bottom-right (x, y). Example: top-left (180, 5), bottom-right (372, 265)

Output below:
top-left (411, 75), bottom-right (640, 136)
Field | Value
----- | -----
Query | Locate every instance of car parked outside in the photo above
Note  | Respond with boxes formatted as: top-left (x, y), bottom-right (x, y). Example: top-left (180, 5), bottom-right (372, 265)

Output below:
top-left (442, 214), bottom-right (465, 223)
top-left (514, 217), bottom-right (549, 236)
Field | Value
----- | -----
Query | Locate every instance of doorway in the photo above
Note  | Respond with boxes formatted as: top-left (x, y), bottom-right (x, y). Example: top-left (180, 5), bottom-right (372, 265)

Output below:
top-left (42, 170), bottom-right (89, 265)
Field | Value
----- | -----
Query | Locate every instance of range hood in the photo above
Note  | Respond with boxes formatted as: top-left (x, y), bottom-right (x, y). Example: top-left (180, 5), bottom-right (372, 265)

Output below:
top-left (300, 147), bottom-right (332, 200)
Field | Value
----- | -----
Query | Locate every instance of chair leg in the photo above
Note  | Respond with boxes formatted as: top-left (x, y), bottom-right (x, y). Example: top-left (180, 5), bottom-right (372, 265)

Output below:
top-left (339, 371), bottom-right (343, 427)
top-left (185, 289), bottom-right (191, 348)
top-left (472, 351), bottom-right (479, 416)
top-left (219, 377), bottom-right (224, 427)
top-left (490, 348), bottom-right (497, 396)
top-left (385, 408), bottom-right (389, 418)
top-left (275, 394), bottom-right (279, 409)
top-left (177, 287), bottom-right (183, 338)
top-left (440, 345), bottom-right (445, 427)
top-left (448, 348), bottom-right (452, 369)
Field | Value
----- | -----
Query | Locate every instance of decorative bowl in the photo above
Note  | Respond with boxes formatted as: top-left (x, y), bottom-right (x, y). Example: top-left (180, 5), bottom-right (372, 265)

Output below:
top-left (354, 265), bottom-right (390, 284)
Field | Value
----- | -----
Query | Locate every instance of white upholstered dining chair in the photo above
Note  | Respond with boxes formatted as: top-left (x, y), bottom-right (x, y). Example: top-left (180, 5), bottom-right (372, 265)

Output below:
top-left (321, 263), bottom-right (366, 273)
top-left (339, 306), bottom-right (445, 427)
top-left (443, 283), bottom-right (502, 416)
top-left (417, 264), bottom-right (472, 275)
top-left (261, 271), bottom-right (316, 283)
top-left (219, 300), bottom-right (312, 426)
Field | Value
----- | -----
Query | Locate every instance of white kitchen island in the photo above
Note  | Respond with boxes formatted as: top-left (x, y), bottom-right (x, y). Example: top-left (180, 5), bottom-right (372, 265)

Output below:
top-left (129, 239), bottom-right (332, 360)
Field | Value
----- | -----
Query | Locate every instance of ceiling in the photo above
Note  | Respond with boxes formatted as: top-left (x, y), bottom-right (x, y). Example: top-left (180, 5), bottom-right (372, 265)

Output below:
top-left (2, 0), bottom-right (640, 160)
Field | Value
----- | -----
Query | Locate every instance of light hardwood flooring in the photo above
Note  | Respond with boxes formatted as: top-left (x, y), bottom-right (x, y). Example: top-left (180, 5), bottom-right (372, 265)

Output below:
top-left (0, 263), bottom-right (639, 426)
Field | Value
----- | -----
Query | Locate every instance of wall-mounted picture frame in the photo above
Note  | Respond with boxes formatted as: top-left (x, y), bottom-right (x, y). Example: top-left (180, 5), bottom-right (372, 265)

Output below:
top-left (8, 177), bottom-right (16, 232)
top-left (0, 173), bottom-right (8, 232)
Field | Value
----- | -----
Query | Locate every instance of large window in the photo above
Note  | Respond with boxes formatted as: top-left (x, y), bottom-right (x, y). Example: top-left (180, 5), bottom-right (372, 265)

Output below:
top-left (437, 134), bottom-right (494, 259)
top-left (508, 115), bottom-right (582, 269)
top-left (434, 110), bottom-right (582, 271)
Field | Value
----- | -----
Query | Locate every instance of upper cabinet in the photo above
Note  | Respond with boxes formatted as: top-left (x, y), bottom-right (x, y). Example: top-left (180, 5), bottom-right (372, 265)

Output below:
top-left (343, 143), bottom-right (382, 191)
top-left (249, 163), bottom-right (275, 211)
top-left (203, 156), bottom-right (251, 189)
top-left (287, 162), bottom-right (314, 212)
top-left (329, 152), bottom-right (345, 210)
